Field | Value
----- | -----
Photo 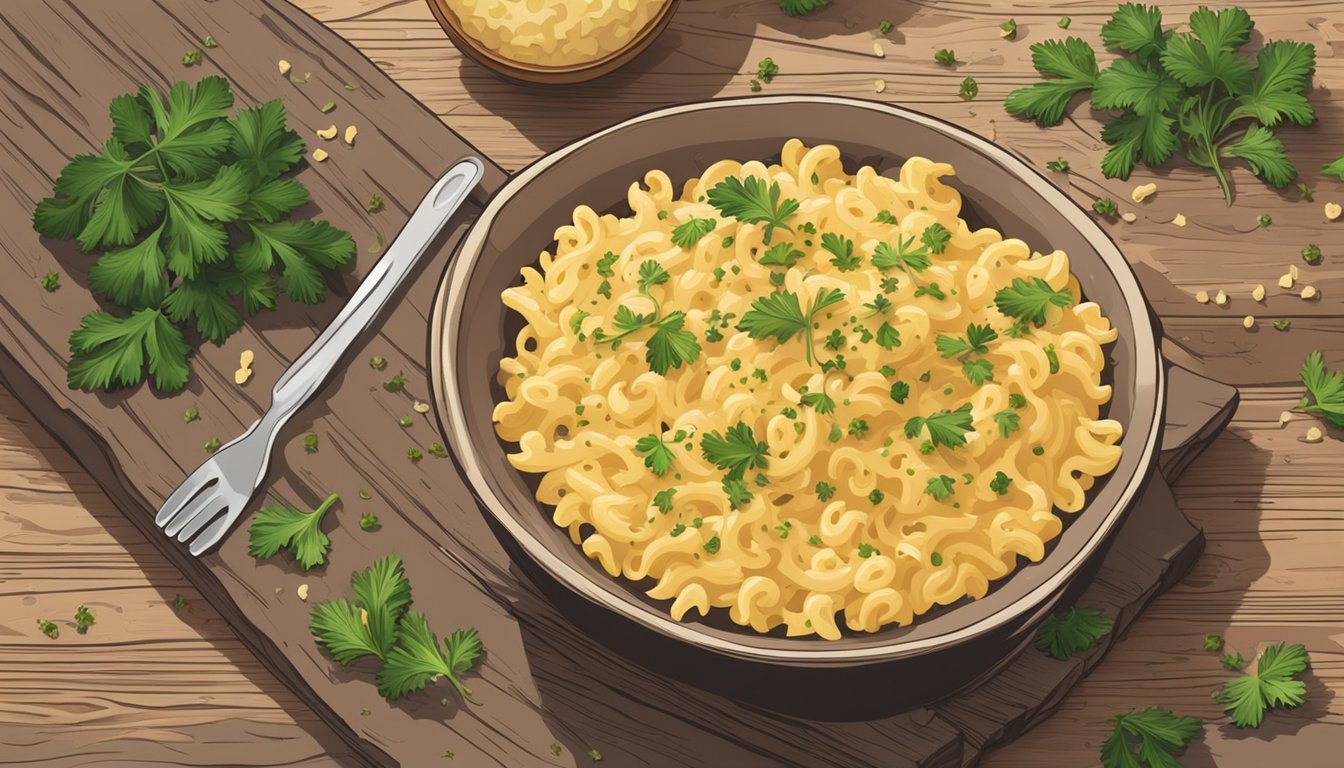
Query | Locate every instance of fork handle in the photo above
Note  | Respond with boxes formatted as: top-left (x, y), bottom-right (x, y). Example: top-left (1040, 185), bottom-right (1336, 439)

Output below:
top-left (266, 158), bottom-right (484, 425)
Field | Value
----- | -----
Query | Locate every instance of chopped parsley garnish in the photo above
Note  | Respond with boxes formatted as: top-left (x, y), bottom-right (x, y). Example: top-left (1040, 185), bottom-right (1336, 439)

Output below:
top-left (1258, 214), bottom-right (1272, 228)
top-left (247, 492), bottom-right (340, 570)
top-left (701, 421), bottom-right (770, 480)
top-left (959, 76), bottom-right (979, 100)
top-left (636, 430), bottom-right (683, 476)
top-left (427, 442), bottom-right (448, 459)
top-left (1222, 652), bottom-right (1245, 671)
top-left (1033, 445), bottom-right (1045, 456)
top-left (703, 535), bottom-right (723, 554)
top-left (989, 471), bottom-right (1013, 495)
top-left (38, 619), bottom-right (59, 639)
top-left (756, 57), bottom-right (780, 84)
top-left (1000, 18), bottom-right (1018, 40)
top-left (890, 381), bottom-right (910, 403)
top-left (399, 415), bottom-right (413, 427)
top-left (857, 542), bottom-right (879, 558)
top-left (873, 210), bottom-right (899, 224)
top-left (905, 403), bottom-right (974, 449)
top-left (596, 250), bottom-right (618, 277)
top-left (670, 523), bottom-right (687, 537)
top-left (370, 356), bottom-right (387, 370)
top-left (936, 322), bottom-right (998, 357)
top-left (359, 512), bottom-right (380, 530)
top-left (779, 0), bottom-right (828, 17)
top-left (737, 286), bottom-right (845, 366)
top-left (1273, 319), bottom-right (1291, 332)
top-left (592, 261), bottom-right (702, 375)
top-left (1092, 198), bottom-right (1120, 217)
top-left (878, 19), bottom-right (893, 34)
top-left (184, 405), bottom-right (199, 423)
top-left (924, 474), bottom-right (956, 500)
top-left (383, 372), bottom-right (405, 392)
top-left (182, 48), bottom-right (202, 66)
top-left (774, 520), bottom-right (792, 538)
top-left (934, 49), bottom-right (956, 67)
top-left (1298, 351), bottom-right (1344, 429)
top-left (204, 437), bottom-right (221, 453)
top-left (867, 489), bottom-right (884, 504)
top-left (1204, 634), bottom-right (1225, 652)
top-left (808, 535), bottom-right (823, 546)
top-left (707, 175), bottom-right (800, 243)
top-left (759, 241), bottom-right (804, 267)
top-left (41, 271), bottom-right (60, 291)
top-left (652, 488), bottom-right (677, 514)
top-left (993, 409), bottom-right (1021, 437)
top-left (1100, 708), bottom-right (1201, 768)
top-left (1046, 157), bottom-right (1071, 173)
top-left (303, 433), bottom-right (319, 454)
top-left (815, 481), bottom-right (836, 501)
top-left (821, 232), bottom-right (861, 271)
top-left (920, 223), bottom-right (952, 254)
top-left (408, 447), bottom-right (423, 462)
top-left (875, 322), bottom-right (901, 350)
top-left (823, 329), bottom-right (846, 351)
top-left (1045, 343), bottom-right (1061, 373)
top-left (1301, 243), bottom-right (1322, 265)
top-left (848, 418), bottom-right (870, 437)
top-left (365, 193), bottom-right (384, 212)
top-left (1035, 607), bottom-right (1112, 659)
top-left (930, 551), bottom-right (944, 566)
top-left (871, 235), bottom-right (931, 274)
top-left (74, 605), bottom-right (95, 634)
top-left (670, 216), bottom-right (717, 248)
top-left (995, 277), bottom-right (1075, 326)
top-left (914, 282), bottom-right (945, 300)
top-left (801, 390), bottom-right (836, 414)
top-left (1008, 392), bottom-right (1028, 409)
top-left (863, 294), bottom-right (892, 316)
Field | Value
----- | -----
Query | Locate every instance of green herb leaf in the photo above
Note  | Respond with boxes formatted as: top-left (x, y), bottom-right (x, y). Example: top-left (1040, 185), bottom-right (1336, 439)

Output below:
top-left (924, 474), bottom-right (956, 500)
top-left (821, 232), bottom-right (861, 271)
top-left (1323, 157), bottom-right (1344, 181)
top-left (1100, 708), bottom-right (1202, 768)
top-left (989, 471), bottom-right (1013, 495)
top-left (1159, 7), bottom-right (1253, 92)
top-left (1298, 350), bottom-right (1344, 429)
top-left (920, 223), bottom-right (952, 254)
top-left (1235, 41), bottom-right (1316, 127)
top-left (890, 381), bottom-right (910, 403)
top-left (247, 492), bottom-right (339, 570)
top-left (779, 0), bottom-right (828, 17)
top-left (377, 612), bottom-right (482, 704)
top-left (800, 391), bottom-right (836, 414)
top-left (1005, 38), bottom-right (1100, 126)
top-left (706, 175), bottom-right (799, 243)
top-left (67, 308), bottom-right (191, 392)
top-left (701, 421), bottom-right (769, 480)
top-left (993, 409), bottom-right (1021, 437)
top-left (310, 555), bottom-right (412, 664)
top-left (1093, 198), bottom-right (1120, 217)
top-left (646, 312), bottom-right (701, 375)
top-left (905, 403), bottom-right (975, 449)
top-left (1036, 607), bottom-right (1112, 659)
top-left (875, 322), bottom-right (901, 351)
top-left (959, 77), bottom-right (979, 101)
top-left (670, 216), bottom-right (716, 248)
top-left (635, 433), bottom-right (677, 476)
top-left (721, 477), bottom-right (752, 509)
top-left (871, 235), bottom-right (931, 273)
top-left (1216, 643), bottom-right (1309, 728)
top-left (1220, 124), bottom-right (1296, 188)
top-left (759, 241), bottom-right (804, 267)
top-left (995, 277), bottom-right (1076, 326)
top-left (74, 605), bottom-right (95, 634)
top-left (934, 49), bottom-right (956, 67)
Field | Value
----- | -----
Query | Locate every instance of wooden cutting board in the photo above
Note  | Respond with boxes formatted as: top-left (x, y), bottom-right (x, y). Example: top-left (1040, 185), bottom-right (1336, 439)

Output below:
top-left (0, 2), bottom-right (1236, 767)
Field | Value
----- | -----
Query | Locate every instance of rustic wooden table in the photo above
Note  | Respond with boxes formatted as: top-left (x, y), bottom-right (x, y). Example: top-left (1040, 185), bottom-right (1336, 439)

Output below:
top-left (2, 1), bottom-right (1342, 766)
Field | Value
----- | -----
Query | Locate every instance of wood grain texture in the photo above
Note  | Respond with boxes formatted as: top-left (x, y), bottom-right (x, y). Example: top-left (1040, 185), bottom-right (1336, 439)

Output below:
top-left (0, 0), bottom-right (1341, 767)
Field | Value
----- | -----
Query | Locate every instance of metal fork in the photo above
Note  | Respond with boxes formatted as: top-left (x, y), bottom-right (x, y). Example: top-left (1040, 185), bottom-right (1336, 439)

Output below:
top-left (155, 158), bottom-right (484, 556)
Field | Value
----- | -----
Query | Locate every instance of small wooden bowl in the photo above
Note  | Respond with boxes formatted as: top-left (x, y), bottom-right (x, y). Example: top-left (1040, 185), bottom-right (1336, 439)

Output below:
top-left (424, 0), bottom-right (681, 85)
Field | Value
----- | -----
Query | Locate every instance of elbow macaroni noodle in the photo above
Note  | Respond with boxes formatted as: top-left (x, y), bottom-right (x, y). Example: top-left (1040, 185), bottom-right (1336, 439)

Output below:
top-left (447, 0), bottom-right (665, 67)
top-left (493, 141), bottom-right (1122, 639)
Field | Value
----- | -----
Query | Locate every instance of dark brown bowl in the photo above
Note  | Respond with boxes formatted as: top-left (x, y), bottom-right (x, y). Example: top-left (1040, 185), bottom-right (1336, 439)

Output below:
top-left (424, 0), bottom-right (681, 85)
top-left (430, 96), bottom-right (1165, 717)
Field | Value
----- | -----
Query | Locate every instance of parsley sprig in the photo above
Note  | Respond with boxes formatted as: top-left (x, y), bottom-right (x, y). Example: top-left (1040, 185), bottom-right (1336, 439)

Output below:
top-left (701, 421), bottom-right (769, 481)
top-left (995, 277), bottom-right (1076, 326)
top-left (309, 555), bottom-right (483, 705)
top-left (905, 403), bottom-right (975, 449)
top-left (247, 492), bottom-right (340, 570)
top-left (1035, 607), bottom-right (1113, 659)
top-left (1100, 708), bottom-right (1201, 768)
top-left (706, 175), bottom-right (800, 244)
top-left (1216, 642), bottom-right (1309, 728)
top-left (1297, 351), bottom-right (1344, 429)
top-left (1005, 4), bottom-right (1318, 205)
top-left (935, 322), bottom-right (999, 385)
top-left (591, 260), bottom-right (701, 375)
top-left (36, 77), bottom-right (354, 392)
top-left (737, 287), bottom-right (845, 366)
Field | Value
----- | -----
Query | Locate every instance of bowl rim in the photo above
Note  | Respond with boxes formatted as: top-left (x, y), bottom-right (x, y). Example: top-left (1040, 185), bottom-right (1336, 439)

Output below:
top-left (431, 94), bottom-right (1165, 664)
top-left (424, 0), bottom-right (681, 84)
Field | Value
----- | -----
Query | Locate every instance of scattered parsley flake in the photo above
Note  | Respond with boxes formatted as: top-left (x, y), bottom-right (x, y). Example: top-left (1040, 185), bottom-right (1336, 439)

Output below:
top-left (848, 418), bottom-right (869, 437)
top-left (890, 381), bottom-right (910, 403)
top-left (408, 447), bottom-right (423, 462)
top-left (203, 35), bottom-right (219, 48)
top-left (1222, 651), bottom-right (1245, 671)
top-left (38, 619), bottom-right (59, 639)
top-left (934, 49), bottom-right (956, 67)
top-left (366, 194), bottom-right (384, 212)
top-left (779, 0), bottom-right (829, 17)
top-left (1274, 319), bottom-right (1291, 332)
top-left (1092, 198), bottom-right (1120, 217)
top-left (920, 223), bottom-right (952, 254)
top-left (383, 372), bottom-right (405, 392)
top-left (1258, 213), bottom-right (1272, 228)
top-left (427, 442), bottom-right (448, 459)
top-left (370, 356), bottom-right (387, 370)
top-left (1204, 634), bottom-right (1225, 652)
top-left (74, 605), bottom-right (95, 634)
top-left (989, 471), bottom-right (1013, 495)
top-left (959, 76), bottom-right (979, 100)
top-left (1046, 157), bottom-right (1071, 173)
top-left (184, 405), bottom-right (199, 422)
top-left (857, 542), bottom-right (879, 558)
top-left (993, 409), bottom-right (1021, 437)
top-left (182, 48), bottom-right (202, 66)
top-left (703, 535), bottom-right (722, 554)
top-left (1000, 18), bottom-right (1018, 41)
top-left (41, 271), bottom-right (60, 291)
top-left (1301, 244), bottom-right (1322, 265)
top-left (671, 216), bottom-right (716, 248)
top-left (924, 474), bottom-right (956, 500)
top-left (995, 277), bottom-right (1075, 326)
top-left (905, 403), bottom-right (974, 449)
top-left (303, 433), bottom-right (319, 454)
top-left (359, 512), bottom-right (379, 530)
top-left (878, 19), bottom-right (893, 34)
top-left (756, 57), bottom-right (780, 84)
top-left (1045, 343), bottom-right (1061, 374)
top-left (204, 436), bottom-right (221, 453)
top-left (653, 488), bottom-right (677, 514)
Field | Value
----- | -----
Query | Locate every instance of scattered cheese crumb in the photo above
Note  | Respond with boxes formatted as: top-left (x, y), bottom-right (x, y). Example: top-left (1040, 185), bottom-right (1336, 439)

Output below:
top-left (874, 79), bottom-right (886, 93)
top-left (413, 401), bottom-right (431, 414)
top-left (1326, 202), bottom-right (1342, 221)
top-left (1121, 211), bottom-right (1137, 223)
top-left (1301, 285), bottom-right (1318, 300)
top-left (1290, 264), bottom-right (1299, 280)
top-left (1278, 273), bottom-right (1294, 289)
top-left (234, 367), bottom-right (252, 385)
top-left (297, 583), bottom-right (309, 601)
top-left (239, 349), bottom-right (254, 368)
top-left (1131, 183), bottom-right (1157, 203)
top-left (278, 60), bottom-right (291, 76)
top-left (873, 41), bottom-right (885, 58)
top-left (1242, 315), bottom-right (1255, 329)
top-left (316, 124), bottom-right (337, 140)
top-left (1195, 290), bottom-right (1210, 304)
top-left (1214, 289), bottom-right (1228, 306)
top-left (344, 125), bottom-right (358, 146)
top-left (1171, 213), bottom-right (1187, 227)
top-left (1304, 426), bottom-right (1323, 443)
top-left (360, 608), bottom-right (369, 626)
top-left (1279, 411), bottom-right (1292, 426)
top-left (1251, 284), bottom-right (1265, 301)
top-left (312, 148), bottom-right (329, 162)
